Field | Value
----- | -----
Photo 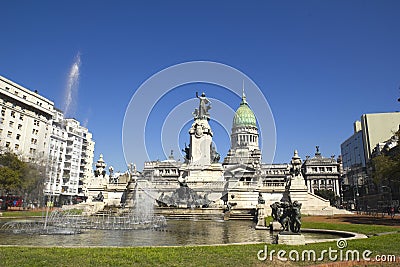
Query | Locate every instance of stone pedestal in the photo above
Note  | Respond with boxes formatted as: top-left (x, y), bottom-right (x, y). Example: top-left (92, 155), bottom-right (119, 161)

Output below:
top-left (189, 118), bottom-right (213, 167)
top-left (269, 221), bottom-right (282, 232)
top-left (277, 233), bottom-right (305, 245)
top-left (256, 204), bottom-right (266, 227)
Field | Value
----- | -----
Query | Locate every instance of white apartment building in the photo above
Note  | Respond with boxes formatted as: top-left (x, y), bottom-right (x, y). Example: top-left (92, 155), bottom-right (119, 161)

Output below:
top-left (0, 75), bottom-right (54, 161)
top-left (45, 113), bottom-right (95, 203)
top-left (46, 109), bottom-right (68, 196)
top-left (1, 75), bottom-right (95, 203)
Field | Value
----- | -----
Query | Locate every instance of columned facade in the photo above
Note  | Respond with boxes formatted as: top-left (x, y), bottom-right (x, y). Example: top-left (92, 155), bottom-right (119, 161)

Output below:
top-left (302, 147), bottom-right (341, 197)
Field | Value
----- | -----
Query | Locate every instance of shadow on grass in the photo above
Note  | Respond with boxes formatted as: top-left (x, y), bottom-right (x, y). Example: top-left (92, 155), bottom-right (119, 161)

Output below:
top-left (335, 215), bottom-right (400, 228)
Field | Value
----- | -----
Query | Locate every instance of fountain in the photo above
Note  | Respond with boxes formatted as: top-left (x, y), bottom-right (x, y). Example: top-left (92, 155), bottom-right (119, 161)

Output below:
top-left (0, 182), bottom-right (167, 235)
top-left (0, 208), bottom-right (166, 235)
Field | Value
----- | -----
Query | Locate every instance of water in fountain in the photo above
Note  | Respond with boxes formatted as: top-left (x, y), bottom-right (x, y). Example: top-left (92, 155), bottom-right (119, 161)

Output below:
top-left (0, 207), bottom-right (166, 235)
top-left (62, 52), bottom-right (81, 118)
top-left (0, 183), bottom-right (166, 235)
top-left (0, 209), bottom-right (82, 235)
top-left (134, 180), bottom-right (155, 221)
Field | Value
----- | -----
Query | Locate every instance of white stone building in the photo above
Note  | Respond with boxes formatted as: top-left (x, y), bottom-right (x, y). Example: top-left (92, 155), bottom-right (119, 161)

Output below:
top-left (0, 75), bottom-right (95, 204)
top-left (0, 75), bottom-right (54, 161)
top-left (45, 110), bottom-right (95, 202)
top-left (45, 109), bottom-right (68, 196)
top-left (302, 147), bottom-right (341, 197)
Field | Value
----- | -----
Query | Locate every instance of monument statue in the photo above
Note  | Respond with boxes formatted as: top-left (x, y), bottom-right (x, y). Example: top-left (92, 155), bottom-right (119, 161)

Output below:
top-left (290, 150), bottom-right (302, 177)
top-left (291, 201), bottom-right (302, 233)
top-left (272, 150), bottom-right (304, 233)
top-left (210, 145), bottom-right (220, 163)
top-left (272, 200), bottom-right (302, 233)
top-left (279, 201), bottom-right (291, 231)
top-left (258, 192), bottom-right (265, 204)
top-left (193, 92), bottom-right (211, 120)
top-left (156, 182), bottom-right (211, 208)
top-left (270, 202), bottom-right (281, 221)
top-left (93, 192), bottom-right (104, 202)
top-left (182, 143), bottom-right (190, 163)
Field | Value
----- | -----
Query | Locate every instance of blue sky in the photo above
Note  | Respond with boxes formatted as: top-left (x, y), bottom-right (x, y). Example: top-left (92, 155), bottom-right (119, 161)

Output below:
top-left (1, 1), bottom-right (400, 172)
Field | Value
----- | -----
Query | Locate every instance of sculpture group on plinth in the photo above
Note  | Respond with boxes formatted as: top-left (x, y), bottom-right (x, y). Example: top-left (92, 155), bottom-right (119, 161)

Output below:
top-left (93, 192), bottom-right (104, 202)
top-left (270, 200), bottom-right (302, 233)
top-left (269, 150), bottom-right (303, 234)
top-left (156, 177), bottom-right (212, 208)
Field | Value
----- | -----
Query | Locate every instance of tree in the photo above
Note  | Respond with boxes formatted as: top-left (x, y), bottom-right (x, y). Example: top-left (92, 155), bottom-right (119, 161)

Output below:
top-left (22, 158), bottom-right (47, 207)
top-left (371, 129), bottom-right (400, 201)
top-left (372, 154), bottom-right (399, 185)
top-left (0, 151), bottom-right (26, 195)
top-left (0, 151), bottom-right (46, 207)
top-left (0, 166), bottom-right (21, 194)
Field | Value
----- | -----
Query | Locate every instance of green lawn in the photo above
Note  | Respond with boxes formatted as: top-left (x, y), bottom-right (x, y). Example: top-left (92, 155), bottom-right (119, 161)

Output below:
top-left (0, 219), bottom-right (399, 267)
top-left (0, 210), bottom-right (46, 217)
top-left (0, 209), bottom-right (82, 218)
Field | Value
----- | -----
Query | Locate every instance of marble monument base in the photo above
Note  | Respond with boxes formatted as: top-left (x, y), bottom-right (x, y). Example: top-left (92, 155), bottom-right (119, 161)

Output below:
top-left (269, 221), bottom-right (282, 231)
top-left (277, 233), bottom-right (305, 245)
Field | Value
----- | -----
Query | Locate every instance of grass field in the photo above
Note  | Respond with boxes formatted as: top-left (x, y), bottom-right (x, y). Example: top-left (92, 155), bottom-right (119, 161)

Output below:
top-left (0, 210), bottom-right (47, 217)
top-left (0, 214), bottom-right (399, 267)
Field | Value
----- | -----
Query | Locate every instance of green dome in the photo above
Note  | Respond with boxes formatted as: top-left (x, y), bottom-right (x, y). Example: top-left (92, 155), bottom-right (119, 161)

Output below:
top-left (233, 95), bottom-right (257, 128)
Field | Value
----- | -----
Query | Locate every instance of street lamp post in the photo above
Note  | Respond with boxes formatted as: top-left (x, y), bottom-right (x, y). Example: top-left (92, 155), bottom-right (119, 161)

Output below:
top-left (353, 172), bottom-right (360, 211)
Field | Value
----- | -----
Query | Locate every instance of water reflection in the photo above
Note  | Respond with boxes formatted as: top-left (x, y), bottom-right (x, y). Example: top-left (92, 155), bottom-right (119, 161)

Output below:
top-left (0, 220), bottom-right (338, 247)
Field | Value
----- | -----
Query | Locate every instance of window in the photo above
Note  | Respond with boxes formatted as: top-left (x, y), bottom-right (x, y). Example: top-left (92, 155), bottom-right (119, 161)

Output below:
top-left (5, 141), bottom-right (10, 147)
top-left (19, 115), bottom-right (24, 121)
top-left (16, 134), bottom-right (21, 140)
top-left (34, 119), bottom-right (39, 126)
top-left (7, 131), bottom-right (12, 138)
top-left (327, 167), bottom-right (332, 172)
top-left (18, 124), bottom-right (22, 130)
top-left (14, 144), bottom-right (19, 150)
top-left (10, 111), bottom-right (15, 118)
top-left (9, 121), bottom-right (14, 127)
top-left (32, 129), bottom-right (38, 135)
top-left (23, 95), bottom-right (27, 100)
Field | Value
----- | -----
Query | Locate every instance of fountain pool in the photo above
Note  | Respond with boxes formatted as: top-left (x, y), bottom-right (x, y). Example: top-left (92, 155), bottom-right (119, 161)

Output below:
top-left (0, 219), bottom-right (344, 247)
